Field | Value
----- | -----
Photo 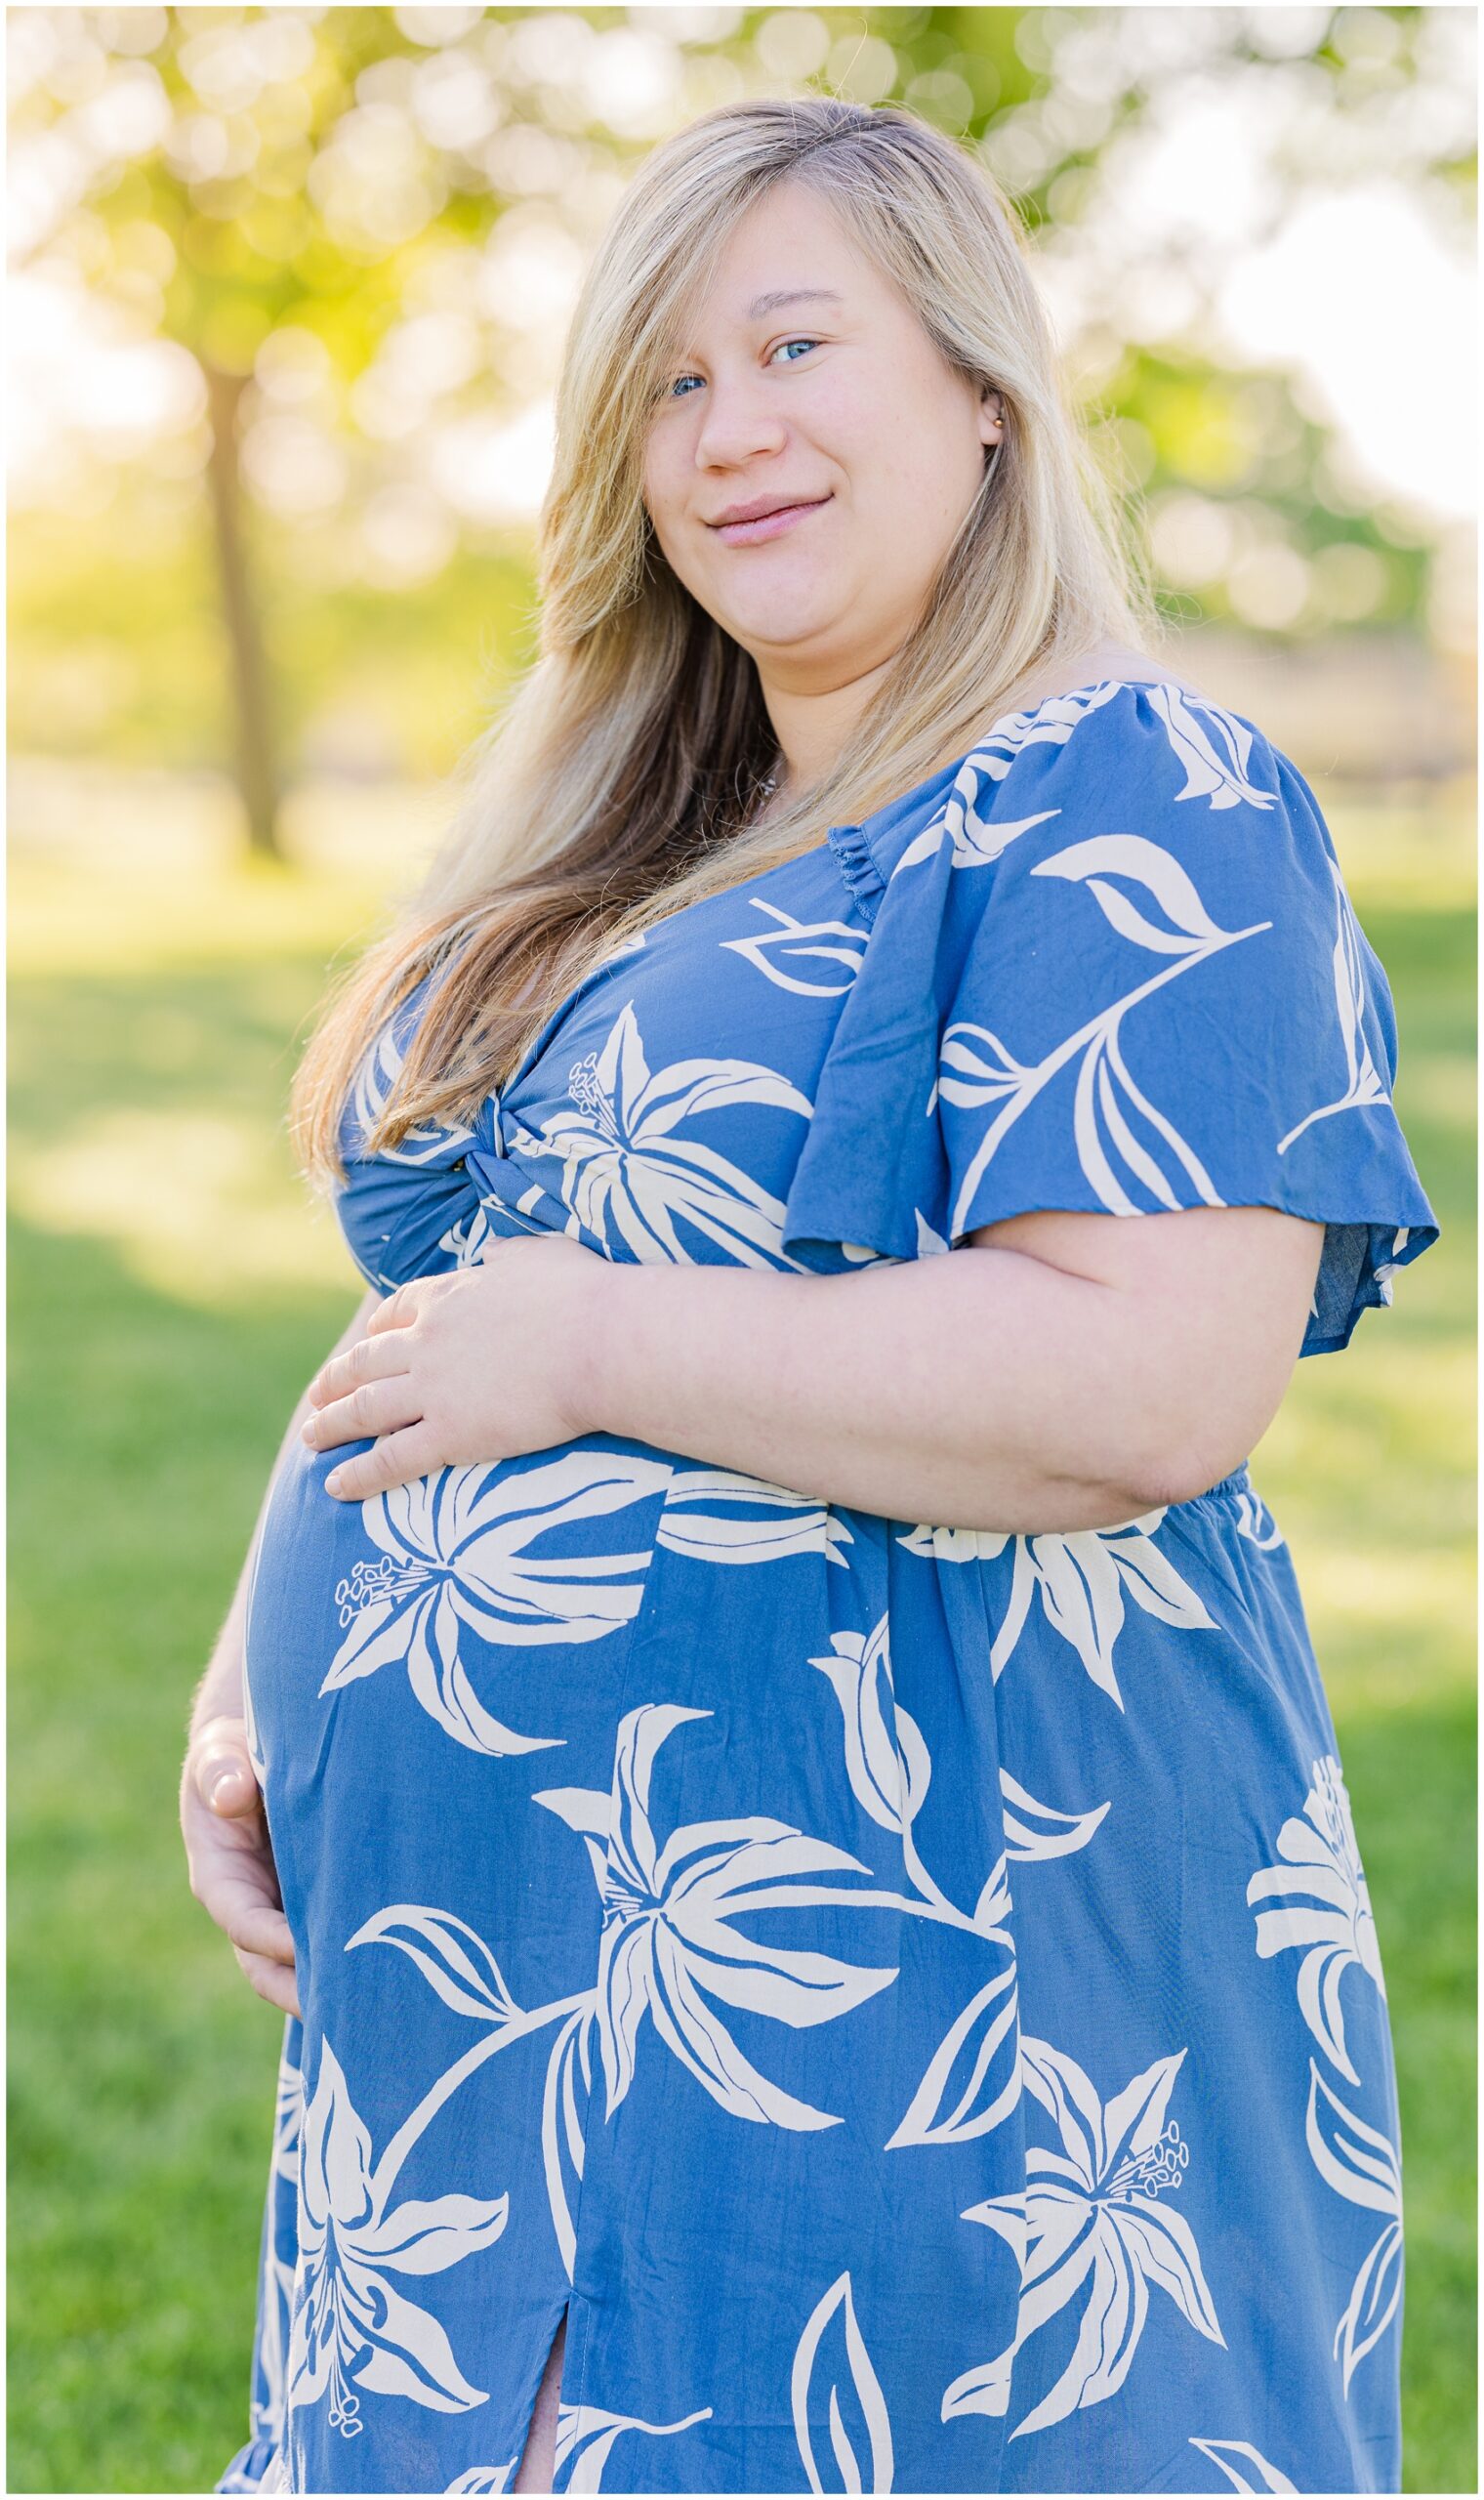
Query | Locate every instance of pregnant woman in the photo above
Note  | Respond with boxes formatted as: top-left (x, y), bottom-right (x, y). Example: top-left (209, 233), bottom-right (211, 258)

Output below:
top-left (183, 98), bottom-right (1439, 2497)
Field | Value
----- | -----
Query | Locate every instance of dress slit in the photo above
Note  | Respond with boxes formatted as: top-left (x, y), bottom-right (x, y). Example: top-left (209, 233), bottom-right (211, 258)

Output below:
top-left (512, 2304), bottom-right (568, 2494)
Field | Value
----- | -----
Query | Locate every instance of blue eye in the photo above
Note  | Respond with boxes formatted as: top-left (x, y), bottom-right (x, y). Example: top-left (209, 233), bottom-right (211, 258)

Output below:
top-left (664, 339), bottom-right (819, 399)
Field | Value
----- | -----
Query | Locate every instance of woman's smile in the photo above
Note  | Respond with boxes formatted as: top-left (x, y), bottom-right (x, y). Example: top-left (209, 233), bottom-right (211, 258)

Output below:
top-left (710, 493), bottom-right (834, 547)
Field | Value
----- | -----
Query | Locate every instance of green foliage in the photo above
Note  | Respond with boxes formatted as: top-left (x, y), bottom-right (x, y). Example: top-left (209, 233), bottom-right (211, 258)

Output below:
top-left (10, 5), bottom-right (1472, 799)
top-left (5, 796), bottom-right (1475, 2492)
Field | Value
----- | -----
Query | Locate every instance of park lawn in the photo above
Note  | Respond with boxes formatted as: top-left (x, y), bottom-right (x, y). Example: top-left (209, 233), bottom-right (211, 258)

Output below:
top-left (7, 808), bottom-right (1475, 2494)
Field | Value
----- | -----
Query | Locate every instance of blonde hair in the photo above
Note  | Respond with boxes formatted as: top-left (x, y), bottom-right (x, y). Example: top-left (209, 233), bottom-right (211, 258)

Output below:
top-left (291, 94), bottom-right (1162, 1188)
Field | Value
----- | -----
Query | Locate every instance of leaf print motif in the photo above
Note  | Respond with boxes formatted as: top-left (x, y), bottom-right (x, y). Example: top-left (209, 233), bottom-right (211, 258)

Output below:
top-left (1075, 1022), bottom-right (1225, 1216)
top-left (1032, 831), bottom-right (1238, 955)
top-left (445, 2467), bottom-right (515, 2492)
top-left (942, 2037), bottom-right (1223, 2438)
top-left (1246, 1754), bottom-right (1386, 2085)
top-left (533, 1703), bottom-right (897, 2131)
top-left (288, 2040), bottom-right (509, 2438)
top-left (554, 2401), bottom-right (713, 2494)
top-left (324, 1449), bottom-right (673, 1755)
top-left (529, 1001), bottom-right (813, 1266)
top-left (810, 1619), bottom-right (931, 1838)
top-left (346, 1906), bottom-right (521, 2027)
top-left (721, 899), bottom-right (868, 995)
top-left (1234, 1487), bottom-right (1285, 1548)
top-left (658, 1468), bottom-right (852, 1566)
top-left (1304, 2060), bottom-right (1404, 2392)
top-left (887, 680), bottom-right (1134, 881)
top-left (792, 2271), bottom-right (895, 2495)
top-left (999, 1769), bottom-right (1111, 1861)
top-left (895, 802), bottom-right (1060, 876)
top-left (1144, 683), bottom-right (1278, 812)
top-left (936, 844), bottom-right (1271, 1238)
top-left (885, 1964), bottom-right (1019, 2150)
top-left (1187, 2438), bottom-right (1298, 2492)
top-left (1277, 861), bottom-right (1389, 1153)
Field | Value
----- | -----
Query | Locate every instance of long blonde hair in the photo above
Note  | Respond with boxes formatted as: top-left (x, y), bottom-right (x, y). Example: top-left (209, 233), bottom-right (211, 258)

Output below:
top-left (291, 94), bottom-right (1162, 1188)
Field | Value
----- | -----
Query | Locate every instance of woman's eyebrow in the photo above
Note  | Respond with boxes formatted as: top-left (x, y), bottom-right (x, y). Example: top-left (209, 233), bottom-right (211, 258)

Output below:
top-left (743, 287), bottom-right (845, 319)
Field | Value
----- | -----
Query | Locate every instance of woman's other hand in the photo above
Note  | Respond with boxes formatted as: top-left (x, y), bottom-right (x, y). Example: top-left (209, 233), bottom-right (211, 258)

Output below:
top-left (181, 1714), bottom-right (301, 2019)
top-left (302, 1235), bottom-right (605, 1501)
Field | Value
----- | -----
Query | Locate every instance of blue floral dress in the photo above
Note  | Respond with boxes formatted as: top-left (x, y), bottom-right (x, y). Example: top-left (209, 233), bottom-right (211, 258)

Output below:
top-left (221, 679), bottom-right (1439, 2498)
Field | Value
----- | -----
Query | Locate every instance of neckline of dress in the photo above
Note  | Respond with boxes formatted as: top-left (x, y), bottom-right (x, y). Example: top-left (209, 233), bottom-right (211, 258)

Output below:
top-left (483, 677), bottom-right (1202, 1131)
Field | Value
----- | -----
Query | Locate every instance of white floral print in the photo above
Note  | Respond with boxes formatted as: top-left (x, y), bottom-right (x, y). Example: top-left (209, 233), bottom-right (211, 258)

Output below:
top-left (288, 2041), bottom-right (509, 2438)
top-left (1247, 1754), bottom-right (1386, 2085)
top-left (942, 2037), bottom-right (1223, 2438)
top-left (325, 1450), bottom-right (672, 1754)
top-left (901, 1507), bottom-right (1215, 1706)
top-left (535, 1702), bottom-right (898, 2130)
top-left (528, 1000), bottom-right (813, 1265)
top-left (224, 676), bottom-right (1433, 2495)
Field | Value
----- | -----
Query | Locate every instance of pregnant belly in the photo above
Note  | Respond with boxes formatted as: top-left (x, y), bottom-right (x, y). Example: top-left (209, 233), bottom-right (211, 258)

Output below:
top-left (242, 1428), bottom-right (680, 1790)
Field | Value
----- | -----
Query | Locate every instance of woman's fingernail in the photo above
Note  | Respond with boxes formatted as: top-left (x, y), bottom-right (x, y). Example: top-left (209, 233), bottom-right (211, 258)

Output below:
top-left (325, 1469), bottom-right (343, 1494)
top-left (209, 1768), bottom-right (247, 1810)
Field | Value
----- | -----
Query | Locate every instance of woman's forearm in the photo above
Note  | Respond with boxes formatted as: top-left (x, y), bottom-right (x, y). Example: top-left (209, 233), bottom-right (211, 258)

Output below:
top-left (585, 1246), bottom-right (1193, 1535)
top-left (570, 1205), bottom-right (1314, 1535)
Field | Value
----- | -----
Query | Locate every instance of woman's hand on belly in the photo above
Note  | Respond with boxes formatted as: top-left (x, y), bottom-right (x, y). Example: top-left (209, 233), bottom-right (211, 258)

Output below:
top-left (302, 1235), bottom-right (606, 1501)
top-left (181, 1714), bottom-right (301, 2018)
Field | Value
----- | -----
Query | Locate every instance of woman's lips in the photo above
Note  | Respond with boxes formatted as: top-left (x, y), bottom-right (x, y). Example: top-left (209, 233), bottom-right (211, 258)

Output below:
top-left (713, 496), bottom-right (832, 546)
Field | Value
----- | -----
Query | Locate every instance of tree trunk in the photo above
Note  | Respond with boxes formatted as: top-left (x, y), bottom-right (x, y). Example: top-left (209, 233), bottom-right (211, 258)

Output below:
top-left (202, 361), bottom-right (281, 860)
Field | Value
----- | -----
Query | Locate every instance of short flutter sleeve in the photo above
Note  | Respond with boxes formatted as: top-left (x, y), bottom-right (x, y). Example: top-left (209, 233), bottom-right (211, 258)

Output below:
top-left (780, 679), bottom-right (1439, 1356)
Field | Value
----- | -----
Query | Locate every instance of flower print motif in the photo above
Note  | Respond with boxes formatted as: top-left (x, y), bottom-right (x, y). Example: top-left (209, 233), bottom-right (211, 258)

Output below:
top-left (899, 1507), bottom-right (1215, 1708)
top-left (1144, 683), bottom-right (1278, 812)
top-left (1277, 860), bottom-right (1389, 1154)
top-left (792, 2271), bottom-right (895, 2495)
top-left (942, 2037), bottom-right (1223, 2438)
top-left (1187, 2438), bottom-right (1298, 2492)
top-left (721, 898), bottom-right (868, 995)
top-left (656, 1467), bottom-right (853, 1566)
top-left (324, 1448), bottom-right (673, 1756)
top-left (554, 2400), bottom-right (712, 2494)
top-left (1304, 2059), bottom-right (1404, 2393)
top-left (533, 1702), bottom-right (897, 2131)
top-left (288, 2039), bottom-right (510, 2439)
top-left (1246, 1754), bottom-right (1386, 2086)
top-left (934, 833), bottom-right (1272, 1236)
top-left (527, 1001), bottom-right (813, 1266)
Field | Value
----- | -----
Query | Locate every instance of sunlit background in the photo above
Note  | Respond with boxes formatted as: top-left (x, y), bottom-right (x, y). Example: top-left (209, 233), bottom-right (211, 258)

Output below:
top-left (8, 8), bottom-right (1476, 2494)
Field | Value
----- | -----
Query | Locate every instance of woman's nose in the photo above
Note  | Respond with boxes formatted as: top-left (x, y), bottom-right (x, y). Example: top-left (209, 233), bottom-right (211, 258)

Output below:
top-left (692, 376), bottom-right (790, 471)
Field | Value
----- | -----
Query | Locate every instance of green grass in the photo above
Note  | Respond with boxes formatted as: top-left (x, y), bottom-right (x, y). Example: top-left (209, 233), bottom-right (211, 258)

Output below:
top-left (7, 807), bottom-right (1475, 2494)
